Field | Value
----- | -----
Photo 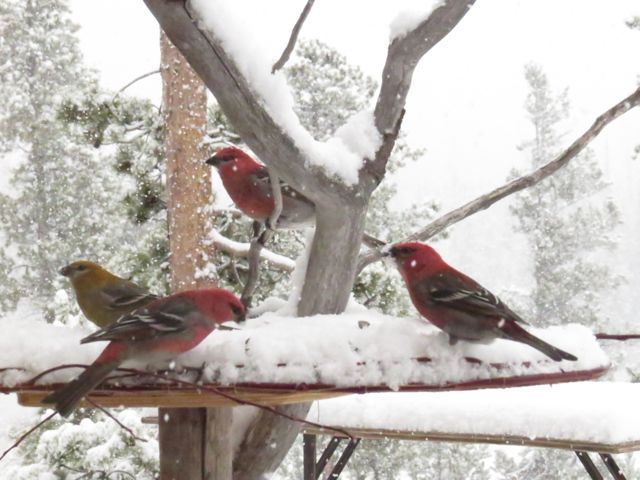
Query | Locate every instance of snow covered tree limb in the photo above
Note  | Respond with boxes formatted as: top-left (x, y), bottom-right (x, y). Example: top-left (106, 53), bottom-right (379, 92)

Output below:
top-left (367, 0), bottom-right (476, 181)
top-left (271, 0), bottom-right (315, 74)
top-left (359, 85), bottom-right (640, 271)
top-left (144, 0), bottom-right (344, 202)
top-left (209, 230), bottom-right (295, 272)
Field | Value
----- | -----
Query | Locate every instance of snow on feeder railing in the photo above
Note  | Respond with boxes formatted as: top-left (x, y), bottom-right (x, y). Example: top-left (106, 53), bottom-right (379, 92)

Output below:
top-left (0, 308), bottom-right (609, 409)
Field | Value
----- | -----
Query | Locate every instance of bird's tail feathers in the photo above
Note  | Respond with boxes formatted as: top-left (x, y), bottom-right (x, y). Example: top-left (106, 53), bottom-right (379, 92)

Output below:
top-left (42, 361), bottom-right (120, 417)
top-left (501, 322), bottom-right (578, 362)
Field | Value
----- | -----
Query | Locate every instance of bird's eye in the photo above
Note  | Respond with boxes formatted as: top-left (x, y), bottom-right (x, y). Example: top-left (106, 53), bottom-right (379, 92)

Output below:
top-left (219, 155), bottom-right (234, 162)
top-left (230, 303), bottom-right (243, 315)
top-left (76, 265), bottom-right (87, 271)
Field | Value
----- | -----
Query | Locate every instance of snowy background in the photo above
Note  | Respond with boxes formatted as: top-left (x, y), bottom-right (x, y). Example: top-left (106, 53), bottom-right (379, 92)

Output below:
top-left (1, 0), bottom-right (639, 478)
top-left (68, 0), bottom-right (640, 324)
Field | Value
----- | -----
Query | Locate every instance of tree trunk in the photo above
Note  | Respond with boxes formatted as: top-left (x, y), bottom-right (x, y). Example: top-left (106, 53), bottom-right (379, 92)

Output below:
top-left (160, 30), bottom-right (232, 480)
top-left (142, 2), bottom-right (476, 477)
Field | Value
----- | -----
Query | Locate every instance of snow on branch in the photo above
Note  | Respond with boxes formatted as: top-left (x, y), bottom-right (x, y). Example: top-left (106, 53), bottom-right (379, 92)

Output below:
top-left (209, 230), bottom-right (295, 272)
top-left (359, 85), bottom-right (640, 271)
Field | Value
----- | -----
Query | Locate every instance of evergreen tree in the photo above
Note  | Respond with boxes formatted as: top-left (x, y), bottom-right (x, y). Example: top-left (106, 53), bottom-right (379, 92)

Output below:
top-left (516, 449), bottom-right (589, 480)
top-left (0, 0), bottom-right (127, 320)
top-left (5, 409), bottom-right (159, 478)
top-left (510, 64), bottom-right (621, 327)
top-left (58, 91), bottom-right (169, 294)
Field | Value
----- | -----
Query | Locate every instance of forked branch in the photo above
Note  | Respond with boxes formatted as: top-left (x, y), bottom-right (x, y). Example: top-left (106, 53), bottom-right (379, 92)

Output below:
top-left (359, 85), bottom-right (640, 271)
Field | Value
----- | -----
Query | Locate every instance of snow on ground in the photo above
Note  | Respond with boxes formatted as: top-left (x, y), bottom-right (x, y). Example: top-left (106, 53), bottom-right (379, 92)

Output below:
top-left (190, 0), bottom-right (381, 186)
top-left (308, 381), bottom-right (640, 444)
top-left (0, 302), bottom-right (607, 390)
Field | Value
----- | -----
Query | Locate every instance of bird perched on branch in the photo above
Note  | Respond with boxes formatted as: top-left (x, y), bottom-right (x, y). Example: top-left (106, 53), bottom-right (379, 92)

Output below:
top-left (206, 146), bottom-right (386, 248)
top-left (60, 260), bottom-right (158, 328)
top-left (206, 146), bottom-right (315, 230)
top-left (387, 242), bottom-right (577, 362)
top-left (43, 288), bottom-right (244, 417)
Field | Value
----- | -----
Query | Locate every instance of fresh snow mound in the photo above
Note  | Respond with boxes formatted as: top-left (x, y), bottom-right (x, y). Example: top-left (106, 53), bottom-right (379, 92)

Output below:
top-left (190, 0), bottom-right (381, 185)
top-left (390, 1), bottom-right (446, 40)
top-left (0, 307), bottom-right (608, 390)
top-left (308, 382), bottom-right (640, 444)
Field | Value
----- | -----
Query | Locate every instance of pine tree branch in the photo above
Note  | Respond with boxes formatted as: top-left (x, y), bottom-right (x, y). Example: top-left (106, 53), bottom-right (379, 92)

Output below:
top-left (358, 85), bottom-right (640, 271)
top-left (271, 0), bottom-right (315, 74)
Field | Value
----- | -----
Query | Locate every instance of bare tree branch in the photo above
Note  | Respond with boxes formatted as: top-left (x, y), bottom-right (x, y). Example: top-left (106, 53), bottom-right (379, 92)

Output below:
top-left (267, 170), bottom-right (284, 229)
top-left (358, 85), bottom-right (640, 271)
top-left (271, 0), bottom-right (316, 74)
top-left (366, 0), bottom-right (476, 182)
top-left (86, 398), bottom-right (149, 443)
top-left (0, 411), bottom-right (56, 463)
top-left (241, 234), bottom-right (266, 308)
top-left (115, 69), bottom-right (160, 96)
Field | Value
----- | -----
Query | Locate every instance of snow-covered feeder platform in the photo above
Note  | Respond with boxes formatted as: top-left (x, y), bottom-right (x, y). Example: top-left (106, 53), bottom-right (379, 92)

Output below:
top-left (302, 382), bottom-right (639, 480)
top-left (305, 382), bottom-right (639, 453)
top-left (0, 308), bottom-right (609, 409)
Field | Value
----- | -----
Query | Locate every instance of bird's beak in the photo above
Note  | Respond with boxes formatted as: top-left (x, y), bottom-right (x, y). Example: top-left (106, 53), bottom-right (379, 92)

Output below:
top-left (59, 265), bottom-right (71, 276)
top-left (383, 246), bottom-right (397, 258)
top-left (231, 304), bottom-right (246, 323)
top-left (205, 155), bottom-right (222, 168)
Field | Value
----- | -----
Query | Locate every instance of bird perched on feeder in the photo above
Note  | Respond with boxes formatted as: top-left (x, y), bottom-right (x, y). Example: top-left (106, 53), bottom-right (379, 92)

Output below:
top-left (43, 288), bottom-right (244, 417)
top-left (205, 146), bottom-right (386, 247)
top-left (386, 242), bottom-right (577, 362)
top-left (59, 261), bottom-right (158, 328)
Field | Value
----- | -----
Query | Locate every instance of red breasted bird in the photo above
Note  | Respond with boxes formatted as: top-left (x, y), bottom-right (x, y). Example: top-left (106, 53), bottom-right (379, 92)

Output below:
top-left (206, 146), bottom-right (315, 229)
top-left (387, 242), bottom-right (577, 362)
top-left (43, 288), bottom-right (244, 417)
top-left (206, 147), bottom-right (386, 248)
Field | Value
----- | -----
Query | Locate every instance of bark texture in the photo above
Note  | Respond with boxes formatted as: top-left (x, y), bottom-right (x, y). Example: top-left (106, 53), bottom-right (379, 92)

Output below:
top-left (161, 31), bottom-right (233, 480)
top-left (162, 31), bottom-right (212, 292)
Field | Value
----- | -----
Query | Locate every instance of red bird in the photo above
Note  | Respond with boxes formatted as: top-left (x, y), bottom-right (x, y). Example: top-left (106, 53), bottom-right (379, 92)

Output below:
top-left (387, 242), bottom-right (577, 362)
top-left (43, 288), bottom-right (244, 417)
top-left (206, 146), bottom-right (386, 248)
top-left (206, 146), bottom-right (315, 229)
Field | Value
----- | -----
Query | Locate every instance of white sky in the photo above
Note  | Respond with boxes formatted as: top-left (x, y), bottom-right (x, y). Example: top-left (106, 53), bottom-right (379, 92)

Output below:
top-left (69, 1), bottom-right (640, 323)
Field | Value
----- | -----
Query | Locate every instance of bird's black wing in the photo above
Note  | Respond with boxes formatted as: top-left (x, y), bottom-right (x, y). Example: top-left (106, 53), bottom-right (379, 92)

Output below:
top-left (100, 282), bottom-right (158, 311)
top-left (416, 271), bottom-right (528, 324)
top-left (81, 297), bottom-right (194, 344)
top-left (251, 169), bottom-right (312, 203)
